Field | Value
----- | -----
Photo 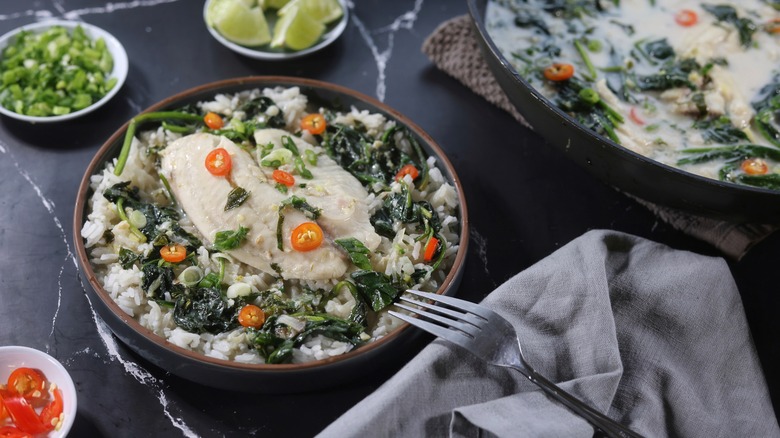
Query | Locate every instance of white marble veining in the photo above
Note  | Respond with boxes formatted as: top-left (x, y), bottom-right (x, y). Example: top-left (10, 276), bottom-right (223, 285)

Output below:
top-left (470, 228), bottom-right (494, 288)
top-left (0, 1), bottom-right (430, 436)
top-left (348, 0), bottom-right (424, 101)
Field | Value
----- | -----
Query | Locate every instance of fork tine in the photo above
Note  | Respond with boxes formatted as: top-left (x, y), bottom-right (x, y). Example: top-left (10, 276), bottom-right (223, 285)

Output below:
top-left (398, 295), bottom-right (486, 328)
top-left (405, 289), bottom-right (494, 320)
top-left (389, 310), bottom-right (473, 350)
top-left (394, 303), bottom-right (481, 338)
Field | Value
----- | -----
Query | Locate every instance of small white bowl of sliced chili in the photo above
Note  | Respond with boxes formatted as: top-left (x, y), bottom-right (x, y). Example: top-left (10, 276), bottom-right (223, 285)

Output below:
top-left (0, 346), bottom-right (77, 437)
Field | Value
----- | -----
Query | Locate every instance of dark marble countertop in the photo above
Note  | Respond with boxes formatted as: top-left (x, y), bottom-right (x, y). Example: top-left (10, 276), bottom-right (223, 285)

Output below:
top-left (0, 1), bottom-right (777, 436)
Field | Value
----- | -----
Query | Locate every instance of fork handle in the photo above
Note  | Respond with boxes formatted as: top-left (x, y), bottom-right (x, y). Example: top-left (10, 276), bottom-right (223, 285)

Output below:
top-left (522, 370), bottom-right (644, 438)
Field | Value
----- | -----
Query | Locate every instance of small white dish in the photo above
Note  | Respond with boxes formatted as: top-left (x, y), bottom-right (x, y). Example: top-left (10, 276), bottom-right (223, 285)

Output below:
top-left (203, 0), bottom-right (349, 61)
top-left (0, 19), bottom-right (128, 123)
top-left (0, 346), bottom-right (78, 437)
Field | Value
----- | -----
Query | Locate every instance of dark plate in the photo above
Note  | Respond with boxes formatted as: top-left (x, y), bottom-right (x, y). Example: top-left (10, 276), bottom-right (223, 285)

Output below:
top-left (468, 0), bottom-right (780, 223)
top-left (73, 76), bottom-right (469, 393)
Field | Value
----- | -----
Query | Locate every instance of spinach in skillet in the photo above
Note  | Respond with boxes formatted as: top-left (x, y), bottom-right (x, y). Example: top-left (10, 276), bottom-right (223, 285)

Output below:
top-left (701, 4), bottom-right (758, 47)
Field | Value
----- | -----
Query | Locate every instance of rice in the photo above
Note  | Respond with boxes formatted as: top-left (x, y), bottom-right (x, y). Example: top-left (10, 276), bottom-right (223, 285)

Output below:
top-left (81, 86), bottom-right (460, 364)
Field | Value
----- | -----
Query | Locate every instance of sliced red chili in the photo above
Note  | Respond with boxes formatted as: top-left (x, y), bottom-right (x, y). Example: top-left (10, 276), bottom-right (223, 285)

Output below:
top-left (273, 169), bottom-right (295, 187)
top-left (300, 113), bottom-right (327, 135)
top-left (543, 63), bottom-right (574, 81)
top-left (0, 391), bottom-right (50, 435)
top-left (238, 305), bottom-right (266, 328)
top-left (205, 148), bottom-right (232, 177)
top-left (675, 9), bottom-right (698, 27)
top-left (160, 244), bottom-right (187, 263)
top-left (0, 426), bottom-right (32, 438)
top-left (38, 388), bottom-right (63, 432)
top-left (395, 164), bottom-right (419, 182)
top-left (6, 368), bottom-right (44, 400)
top-left (203, 112), bottom-right (224, 130)
top-left (423, 236), bottom-right (440, 262)
top-left (291, 222), bottom-right (324, 252)
top-left (741, 158), bottom-right (769, 175)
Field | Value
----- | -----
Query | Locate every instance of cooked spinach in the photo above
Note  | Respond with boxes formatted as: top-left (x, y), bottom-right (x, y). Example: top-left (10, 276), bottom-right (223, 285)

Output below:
top-left (240, 96), bottom-right (285, 128)
top-left (333, 281), bottom-right (368, 327)
top-left (678, 144), bottom-right (780, 188)
top-left (142, 263), bottom-right (184, 299)
top-left (638, 38), bottom-right (675, 64)
top-left (370, 184), bottom-right (442, 240)
top-left (548, 77), bottom-right (624, 143)
top-left (752, 76), bottom-right (780, 147)
top-left (322, 123), bottom-right (429, 189)
top-left (335, 238), bottom-right (372, 270)
top-left (173, 286), bottom-right (238, 334)
top-left (536, 0), bottom-right (610, 20)
top-left (693, 117), bottom-right (750, 144)
top-left (635, 58), bottom-right (701, 91)
top-left (213, 226), bottom-right (249, 251)
top-left (103, 182), bottom-right (203, 251)
top-left (702, 4), bottom-right (758, 47)
top-left (248, 313), bottom-right (366, 364)
top-left (732, 173), bottom-right (780, 189)
top-left (678, 144), bottom-right (780, 165)
top-left (512, 8), bottom-right (551, 35)
top-left (118, 247), bottom-right (139, 269)
top-left (350, 270), bottom-right (401, 311)
top-left (225, 187), bottom-right (250, 211)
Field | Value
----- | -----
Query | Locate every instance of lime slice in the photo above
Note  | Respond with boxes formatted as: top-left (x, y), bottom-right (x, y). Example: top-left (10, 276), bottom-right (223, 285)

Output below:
top-left (212, 0), bottom-right (271, 47)
top-left (279, 0), bottom-right (342, 24)
top-left (270, 4), bottom-right (325, 50)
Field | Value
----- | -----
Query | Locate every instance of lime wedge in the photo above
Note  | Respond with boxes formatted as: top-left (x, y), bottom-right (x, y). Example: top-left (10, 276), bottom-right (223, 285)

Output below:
top-left (211, 0), bottom-right (271, 47)
top-left (207, 0), bottom-right (257, 26)
top-left (279, 0), bottom-right (343, 24)
top-left (270, 4), bottom-right (325, 50)
top-left (259, 0), bottom-right (291, 10)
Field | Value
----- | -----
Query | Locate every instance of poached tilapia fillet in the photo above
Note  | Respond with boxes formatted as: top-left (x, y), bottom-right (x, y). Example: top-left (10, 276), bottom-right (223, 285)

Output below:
top-left (159, 131), bottom-right (381, 281)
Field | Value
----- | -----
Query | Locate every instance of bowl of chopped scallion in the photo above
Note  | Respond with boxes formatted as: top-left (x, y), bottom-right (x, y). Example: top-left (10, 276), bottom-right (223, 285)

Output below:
top-left (0, 20), bottom-right (128, 123)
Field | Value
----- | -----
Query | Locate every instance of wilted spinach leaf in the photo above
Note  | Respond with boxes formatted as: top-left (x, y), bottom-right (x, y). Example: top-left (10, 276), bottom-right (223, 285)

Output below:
top-left (213, 226), bottom-right (249, 251)
top-left (350, 270), bottom-right (401, 311)
top-left (225, 187), bottom-right (249, 211)
top-left (335, 238), bottom-right (372, 270)
top-left (702, 4), bottom-right (757, 47)
top-left (693, 117), bottom-right (750, 144)
top-left (173, 286), bottom-right (237, 334)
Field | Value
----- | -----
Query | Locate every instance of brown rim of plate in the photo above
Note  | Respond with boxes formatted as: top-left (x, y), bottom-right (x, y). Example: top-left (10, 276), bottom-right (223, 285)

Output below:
top-left (73, 75), bottom-right (470, 373)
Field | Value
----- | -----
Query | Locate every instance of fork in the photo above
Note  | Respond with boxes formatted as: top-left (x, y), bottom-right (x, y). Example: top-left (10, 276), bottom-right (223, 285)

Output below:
top-left (389, 290), bottom-right (644, 438)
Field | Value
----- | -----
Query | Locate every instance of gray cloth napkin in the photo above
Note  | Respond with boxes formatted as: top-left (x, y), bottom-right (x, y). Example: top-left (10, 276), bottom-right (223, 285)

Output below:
top-left (421, 15), bottom-right (779, 261)
top-left (318, 230), bottom-right (780, 438)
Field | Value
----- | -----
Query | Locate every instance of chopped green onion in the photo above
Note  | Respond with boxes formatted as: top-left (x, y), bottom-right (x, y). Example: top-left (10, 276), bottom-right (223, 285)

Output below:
top-left (177, 266), bottom-right (204, 287)
top-left (574, 39), bottom-right (598, 80)
top-left (578, 88), bottom-right (600, 105)
top-left (0, 25), bottom-right (117, 117)
top-left (115, 111), bottom-right (202, 176)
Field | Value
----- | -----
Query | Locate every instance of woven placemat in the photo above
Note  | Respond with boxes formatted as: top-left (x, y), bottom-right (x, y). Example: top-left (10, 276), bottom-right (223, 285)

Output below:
top-left (422, 15), bottom-right (778, 260)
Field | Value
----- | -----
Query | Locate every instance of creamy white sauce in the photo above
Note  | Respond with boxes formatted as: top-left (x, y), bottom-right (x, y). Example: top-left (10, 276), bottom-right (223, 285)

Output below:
top-left (487, 0), bottom-right (780, 183)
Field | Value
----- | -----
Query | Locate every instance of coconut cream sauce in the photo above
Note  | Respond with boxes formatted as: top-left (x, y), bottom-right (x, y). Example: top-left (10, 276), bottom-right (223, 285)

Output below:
top-left (487, 0), bottom-right (780, 181)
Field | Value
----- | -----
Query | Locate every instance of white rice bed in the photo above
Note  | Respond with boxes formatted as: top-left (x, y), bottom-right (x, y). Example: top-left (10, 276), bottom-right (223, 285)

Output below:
top-left (81, 86), bottom-right (460, 364)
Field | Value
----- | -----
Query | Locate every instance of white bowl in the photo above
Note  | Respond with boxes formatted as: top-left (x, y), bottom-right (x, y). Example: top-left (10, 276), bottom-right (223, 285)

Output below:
top-left (0, 19), bottom-right (128, 123)
top-left (0, 346), bottom-right (77, 437)
top-left (203, 0), bottom-right (349, 60)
